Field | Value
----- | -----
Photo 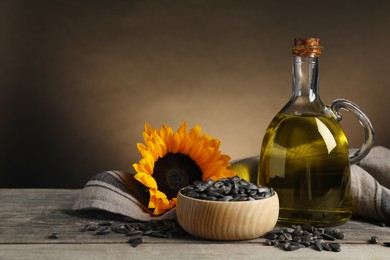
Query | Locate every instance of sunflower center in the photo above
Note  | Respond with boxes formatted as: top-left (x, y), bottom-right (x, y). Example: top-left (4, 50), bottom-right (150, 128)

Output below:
top-left (153, 153), bottom-right (203, 199)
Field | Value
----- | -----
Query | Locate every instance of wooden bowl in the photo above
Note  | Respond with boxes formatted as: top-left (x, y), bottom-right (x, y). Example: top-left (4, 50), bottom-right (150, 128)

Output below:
top-left (176, 191), bottom-right (279, 241)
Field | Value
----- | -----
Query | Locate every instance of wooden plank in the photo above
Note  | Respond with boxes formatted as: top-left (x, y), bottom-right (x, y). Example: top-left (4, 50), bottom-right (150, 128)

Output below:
top-left (0, 189), bottom-right (389, 247)
top-left (1, 243), bottom-right (390, 260)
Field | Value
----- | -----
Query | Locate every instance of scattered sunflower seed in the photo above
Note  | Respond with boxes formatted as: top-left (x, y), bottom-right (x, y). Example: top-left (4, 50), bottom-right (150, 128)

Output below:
top-left (369, 236), bottom-right (379, 244)
top-left (282, 243), bottom-right (301, 251)
top-left (95, 227), bottom-right (111, 235)
top-left (320, 233), bottom-right (336, 241)
top-left (98, 221), bottom-right (114, 226)
top-left (151, 231), bottom-right (167, 238)
top-left (78, 218), bottom-right (187, 248)
top-left (166, 231), bottom-right (173, 239)
top-left (313, 240), bottom-right (323, 251)
top-left (48, 232), bottom-right (59, 239)
top-left (329, 242), bottom-right (341, 252)
top-left (112, 224), bottom-right (129, 234)
top-left (81, 222), bottom-right (100, 232)
top-left (127, 236), bottom-right (143, 247)
top-left (321, 242), bottom-right (332, 251)
top-left (127, 230), bottom-right (143, 236)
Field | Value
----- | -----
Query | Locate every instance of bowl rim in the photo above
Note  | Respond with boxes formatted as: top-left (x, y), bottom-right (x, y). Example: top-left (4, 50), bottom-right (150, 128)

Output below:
top-left (177, 189), bottom-right (277, 205)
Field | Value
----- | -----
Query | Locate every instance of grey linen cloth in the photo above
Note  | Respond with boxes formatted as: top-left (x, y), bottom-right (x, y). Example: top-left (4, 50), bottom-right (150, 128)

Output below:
top-left (73, 171), bottom-right (176, 220)
top-left (73, 146), bottom-right (390, 223)
top-left (351, 146), bottom-right (390, 222)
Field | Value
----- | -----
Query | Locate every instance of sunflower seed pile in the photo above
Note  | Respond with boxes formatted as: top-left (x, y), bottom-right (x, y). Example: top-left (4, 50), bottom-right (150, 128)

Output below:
top-left (79, 219), bottom-right (186, 247)
top-left (263, 223), bottom-right (345, 252)
top-left (180, 176), bottom-right (275, 201)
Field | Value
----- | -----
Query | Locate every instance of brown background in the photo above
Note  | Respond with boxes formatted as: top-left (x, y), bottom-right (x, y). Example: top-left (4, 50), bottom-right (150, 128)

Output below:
top-left (1, 0), bottom-right (389, 188)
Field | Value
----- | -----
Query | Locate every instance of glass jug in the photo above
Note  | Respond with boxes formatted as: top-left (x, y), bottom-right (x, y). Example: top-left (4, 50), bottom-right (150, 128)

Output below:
top-left (258, 38), bottom-right (375, 227)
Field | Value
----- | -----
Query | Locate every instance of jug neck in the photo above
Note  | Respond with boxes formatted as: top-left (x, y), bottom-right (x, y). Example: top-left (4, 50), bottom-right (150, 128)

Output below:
top-left (292, 56), bottom-right (320, 101)
top-left (279, 55), bottom-right (327, 115)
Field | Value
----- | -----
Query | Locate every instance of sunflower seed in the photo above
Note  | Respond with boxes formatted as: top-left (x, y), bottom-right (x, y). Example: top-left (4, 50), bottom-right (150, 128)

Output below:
top-left (369, 236), bottom-right (379, 244)
top-left (231, 175), bottom-right (240, 182)
top-left (383, 242), bottom-right (390, 247)
top-left (197, 185), bottom-right (208, 192)
top-left (81, 223), bottom-right (100, 232)
top-left (278, 234), bottom-right (287, 243)
top-left (324, 228), bottom-right (346, 239)
top-left (138, 223), bottom-right (151, 231)
top-left (264, 233), bottom-right (278, 240)
top-left (300, 235), bottom-right (314, 242)
top-left (186, 190), bottom-right (200, 198)
top-left (213, 181), bottom-right (224, 189)
top-left (95, 227), bottom-right (111, 235)
top-left (321, 242), bottom-right (332, 251)
top-left (248, 184), bottom-right (260, 190)
top-left (166, 231), bottom-right (173, 239)
top-left (333, 231), bottom-right (346, 240)
top-left (293, 226), bottom-right (303, 236)
top-left (142, 229), bottom-right (153, 236)
top-left (282, 227), bottom-right (293, 234)
top-left (99, 221), bottom-right (114, 226)
top-left (151, 231), bottom-right (167, 238)
top-left (301, 241), bottom-right (313, 247)
top-left (320, 233), bottom-right (336, 241)
top-left (283, 243), bottom-right (301, 251)
top-left (217, 196), bottom-right (233, 201)
top-left (127, 230), bottom-right (143, 236)
top-left (329, 243), bottom-right (341, 252)
top-left (193, 180), bottom-right (203, 186)
top-left (127, 236), bottom-right (143, 247)
top-left (180, 186), bottom-right (194, 193)
top-left (48, 232), bottom-right (59, 239)
top-left (199, 193), bottom-right (207, 199)
top-left (302, 223), bottom-right (315, 233)
top-left (160, 220), bottom-right (176, 230)
top-left (313, 240), bottom-right (323, 251)
top-left (283, 233), bottom-right (293, 241)
top-left (204, 196), bottom-right (217, 201)
top-left (206, 191), bottom-right (221, 197)
top-left (292, 236), bottom-right (301, 243)
top-left (112, 224), bottom-right (129, 234)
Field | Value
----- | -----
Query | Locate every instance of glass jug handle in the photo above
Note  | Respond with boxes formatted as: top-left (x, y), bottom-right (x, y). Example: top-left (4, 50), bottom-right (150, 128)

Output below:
top-left (330, 98), bottom-right (375, 165)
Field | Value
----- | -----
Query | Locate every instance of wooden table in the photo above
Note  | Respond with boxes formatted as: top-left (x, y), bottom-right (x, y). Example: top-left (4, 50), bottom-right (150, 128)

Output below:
top-left (1, 189), bottom-right (390, 259)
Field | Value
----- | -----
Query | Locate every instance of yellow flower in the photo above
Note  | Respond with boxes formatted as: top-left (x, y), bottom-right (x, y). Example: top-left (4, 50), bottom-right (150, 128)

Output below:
top-left (133, 121), bottom-right (234, 215)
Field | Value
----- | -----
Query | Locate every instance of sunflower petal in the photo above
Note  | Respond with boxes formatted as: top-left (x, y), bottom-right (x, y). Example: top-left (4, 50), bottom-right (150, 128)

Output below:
top-left (136, 143), bottom-right (147, 156)
top-left (134, 172), bottom-right (158, 189)
top-left (136, 152), bottom-right (155, 174)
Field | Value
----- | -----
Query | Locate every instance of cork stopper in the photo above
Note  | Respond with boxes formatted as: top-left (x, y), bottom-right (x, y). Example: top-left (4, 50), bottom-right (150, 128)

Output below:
top-left (292, 37), bottom-right (323, 57)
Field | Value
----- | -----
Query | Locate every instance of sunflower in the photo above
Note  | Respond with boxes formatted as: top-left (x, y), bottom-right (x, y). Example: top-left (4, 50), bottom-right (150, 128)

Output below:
top-left (133, 121), bottom-right (235, 215)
